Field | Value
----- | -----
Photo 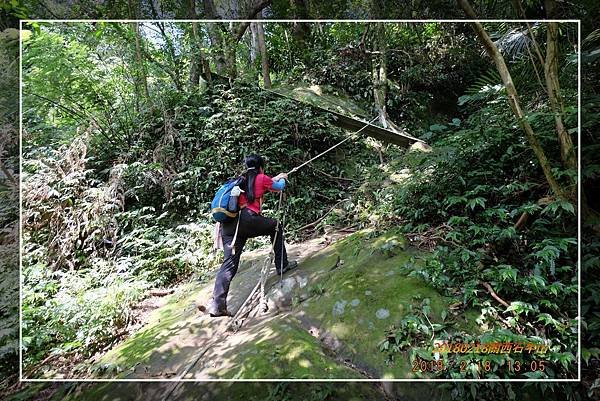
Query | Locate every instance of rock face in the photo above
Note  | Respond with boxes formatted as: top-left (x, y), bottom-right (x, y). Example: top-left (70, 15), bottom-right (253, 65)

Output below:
top-left (267, 275), bottom-right (309, 311)
top-left (376, 308), bottom-right (390, 319)
top-left (78, 228), bottom-right (480, 400)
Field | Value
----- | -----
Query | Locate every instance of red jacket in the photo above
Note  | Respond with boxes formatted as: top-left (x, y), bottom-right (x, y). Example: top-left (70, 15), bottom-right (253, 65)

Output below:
top-left (239, 173), bottom-right (278, 214)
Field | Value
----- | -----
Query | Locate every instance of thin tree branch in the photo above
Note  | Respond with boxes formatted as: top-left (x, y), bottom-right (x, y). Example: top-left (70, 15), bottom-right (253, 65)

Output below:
top-left (297, 199), bottom-right (350, 231)
top-left (480, 281), bottom-right (510, 308)
top-left (291, 157), bottom-right (355, 182)
top-left (526, 23), bottom-right (545, 67)
top-left (25, 92), bottom-right (120, 146)
top-left (523, 37), bottom-right (547, 94)
top-left (26, 92), bottom-right (89, 122)
top-left (152, 22), bottom-right (183, 91)
top-left (513, 211), bottom-right (529, 230)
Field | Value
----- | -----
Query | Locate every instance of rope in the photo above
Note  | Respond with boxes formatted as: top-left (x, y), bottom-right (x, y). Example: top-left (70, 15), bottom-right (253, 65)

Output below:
top-left (259, 191), bottom-right (285, 313)
top-left (279, 191), bottom-right (287, 284)
top-left (226, 191), bottom-right (286, 332)
top-left (286, 115), bottom-right (379, 175)
top-left (226, 114), bottom-right (379, 331)
top-left (164, 113), bottom-right (386, 388)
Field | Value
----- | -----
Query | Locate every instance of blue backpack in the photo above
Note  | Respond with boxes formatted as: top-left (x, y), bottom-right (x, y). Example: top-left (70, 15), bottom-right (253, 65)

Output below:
top-left (210, 176), bottom-right (245, 223)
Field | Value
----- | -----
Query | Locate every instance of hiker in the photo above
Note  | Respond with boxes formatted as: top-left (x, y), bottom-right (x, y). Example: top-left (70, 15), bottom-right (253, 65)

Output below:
top-left (208, 154), bottom-right (298, 317)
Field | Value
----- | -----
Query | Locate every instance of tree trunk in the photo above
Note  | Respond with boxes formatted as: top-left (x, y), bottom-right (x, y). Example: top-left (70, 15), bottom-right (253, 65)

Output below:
top-left (133, 22), bottom-right (149, 104)
top-left (291, 0), bottom-right (311, 43)
top-left (199, 33), bottom-right (212, 83)
top-left (250, 22), bottom-right (259, 64)
top-left (188, 0), bottom-right (211, 87)
top-left (256, 21), bottom-right (271, 88)
top-left (371, 23), bottom-right (403, 133)
top-left (249, 22), bottom-right (261, 81)
top-left (188, 0), bottom-right (200, 88)
top-left (233, 0), bottom-right (272, 42)
top-left (203, 0), bottom-right (227, 75)
top-left (223, 33), bottom-right (238, 81)
top-left (457, 0), bottom-right (569, 201)
top-left (203, 0), bottom-right (271, 81)
top-left (544, 21), bottom-right (577, 170)
top-left (189, 28), bottom-right (200, 88)
top-left (544, 0), bottom-right (577, 169)
top-left (226, 1), bottom-right (273, 81)
top-left (514, 0), bottom-right (576, 172)
top-left (210, 31), bottom-right (227, 76)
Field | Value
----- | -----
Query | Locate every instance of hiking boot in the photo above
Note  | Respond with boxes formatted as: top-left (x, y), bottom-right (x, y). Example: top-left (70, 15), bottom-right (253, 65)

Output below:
top-left (207, 301), bottom-right (231, 317)
top-left (277, 260), bottom-right (298, 275)
top-left (209, 308), bottom-right (232, 318)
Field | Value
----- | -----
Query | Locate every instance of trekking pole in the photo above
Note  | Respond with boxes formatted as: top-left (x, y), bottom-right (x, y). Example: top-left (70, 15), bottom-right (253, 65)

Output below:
top-left (280, 221), bottom-right (285, 285)
top-left (226, 191), bottom-right (286, 332)
top-left (286, 115), bottom-right (379, 176)
top-left (278, 190), bottom-right (285, 286)
top-left (258, 189), bottom-right (287, 313)
top-left (227, 117), bottom-right (379, 330)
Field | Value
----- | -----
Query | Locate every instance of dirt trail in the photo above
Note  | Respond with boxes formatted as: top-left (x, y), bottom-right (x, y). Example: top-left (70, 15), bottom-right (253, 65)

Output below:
top-left (97, 231), bottom-right (351, 380)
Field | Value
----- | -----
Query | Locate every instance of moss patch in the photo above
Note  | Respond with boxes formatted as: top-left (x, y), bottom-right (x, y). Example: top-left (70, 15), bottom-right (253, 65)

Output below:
top-left (202, 315), bottom-right (361, 379)
top-left (293, 230), bottom-right (472, 378)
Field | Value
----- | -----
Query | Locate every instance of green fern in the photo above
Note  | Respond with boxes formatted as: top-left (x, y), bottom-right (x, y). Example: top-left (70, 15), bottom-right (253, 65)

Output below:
top-left (466, 68), bottom-right (502, 95)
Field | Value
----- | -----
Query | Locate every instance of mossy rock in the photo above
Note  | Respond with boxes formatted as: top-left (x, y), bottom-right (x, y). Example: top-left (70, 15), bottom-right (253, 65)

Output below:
top-left (198, 315), bottom-right (361, 379)
top-left (288, 229), bottom-right (480, 379)
top-left (271, 83), bottom-right (368, 119)
top-left (80, 228), bottom-right (480, 386)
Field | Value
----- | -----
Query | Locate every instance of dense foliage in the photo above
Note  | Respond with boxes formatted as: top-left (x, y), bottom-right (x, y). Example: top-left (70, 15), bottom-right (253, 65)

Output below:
top-left (372, 88), bottom-right (578, 380)
top-left (580, 27), bottom-right (600, 397)
top-left (271, 23), bottom-right (486, 129)
top-left (0, 26), bottom-right (19, 388)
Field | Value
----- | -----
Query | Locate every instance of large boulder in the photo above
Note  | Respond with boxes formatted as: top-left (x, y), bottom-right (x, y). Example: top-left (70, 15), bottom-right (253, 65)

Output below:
top-left (83, 229), bottom-right (480, 386)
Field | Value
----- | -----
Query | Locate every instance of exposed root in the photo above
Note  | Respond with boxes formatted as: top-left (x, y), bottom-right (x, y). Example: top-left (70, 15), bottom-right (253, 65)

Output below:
top-left (405, 223), bottom-right (457, 250)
